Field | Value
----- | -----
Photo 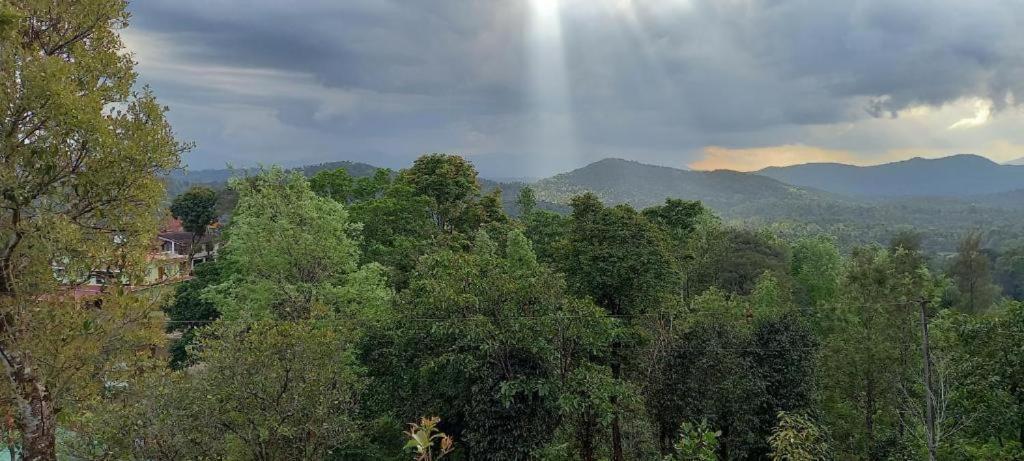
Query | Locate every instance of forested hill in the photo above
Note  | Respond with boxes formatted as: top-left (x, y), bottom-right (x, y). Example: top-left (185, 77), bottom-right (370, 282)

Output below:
top-left (532, 157), bottom-right (833, 210)
top-left (757, 154), bottom-right (1024, 197)
top-left (528, 157), bottom-right (1024, 252)
top-left (167, 160), bottom-right (380, 195)
top-left (169, 156), bottom-right (1024, 252)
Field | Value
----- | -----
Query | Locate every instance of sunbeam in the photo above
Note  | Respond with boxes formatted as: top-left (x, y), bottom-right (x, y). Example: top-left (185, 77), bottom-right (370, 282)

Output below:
top-left (526, 0), bottom-right (579, 175)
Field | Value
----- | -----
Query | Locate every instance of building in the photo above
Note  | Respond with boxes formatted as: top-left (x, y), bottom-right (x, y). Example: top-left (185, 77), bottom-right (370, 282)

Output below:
top-left (54, 219), bottom-right (220, 298)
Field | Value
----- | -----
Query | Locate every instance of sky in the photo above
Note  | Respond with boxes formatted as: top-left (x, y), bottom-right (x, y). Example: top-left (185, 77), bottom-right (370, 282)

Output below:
top-left (123, 0), bottom-right (1024, 178)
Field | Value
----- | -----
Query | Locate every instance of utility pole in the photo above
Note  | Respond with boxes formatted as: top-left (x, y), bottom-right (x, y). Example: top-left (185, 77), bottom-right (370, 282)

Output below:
top-left (919, 299), bottom-right (937, 461)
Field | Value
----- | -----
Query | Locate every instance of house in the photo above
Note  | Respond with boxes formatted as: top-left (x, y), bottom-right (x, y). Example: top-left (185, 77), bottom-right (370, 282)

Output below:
top-left (156, 218), bottom-right (221, 269)
top-left (52, 219), bottom-right (220, 299)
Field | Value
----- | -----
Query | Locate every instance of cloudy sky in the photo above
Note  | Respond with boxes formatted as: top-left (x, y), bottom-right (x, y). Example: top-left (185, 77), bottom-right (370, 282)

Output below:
top-left (123, 0), bottom-right (1024, 177)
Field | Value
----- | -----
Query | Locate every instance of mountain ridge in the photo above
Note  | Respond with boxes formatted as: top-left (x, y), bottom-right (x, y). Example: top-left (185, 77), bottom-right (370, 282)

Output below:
top-left (756, 154), bottom-right (1024, 197)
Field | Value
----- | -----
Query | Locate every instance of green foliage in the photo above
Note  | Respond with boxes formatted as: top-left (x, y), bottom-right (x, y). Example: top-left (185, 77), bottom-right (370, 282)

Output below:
top-left (768, 412), bottom-right (831, 461)
top-left (204, 168), bottom-right (390, 321)
top-left (664, 420), bottom-right (720, 461)
top-left (370, 227), bottom-right (615, 460)
top-left (680, 217), bottom-right (791, 299)
top-left (0, 0), bottom-right (185, 455)
top-left (162, 260), bottom-right (225, 368)
top-left (564, 193), bottom-right (678, 315)
top-left (791, 236), bottom-right (841, 308)
top-left (77, 320), bottom-right (366, 460)
top-left (931, 301), bottom-right (1024, 454)
top-left (169, 186), bottom-right (218, 236)
top-left (353, 168), bottom-right (393, 202)
top-left (349, 180), bottom-right (436, 288)
top-left (310, 167), bottom-right (354, 202)
top-left (517, 185), bottom-right (538, 216)
top-left (818, 245), bottom-right (941, 459)
top-left (948, 232), bottom-right (1000, 313)
top-left (643, 198), bottom-right (709, 245)
top-left (401, 154), bottom-right (481, 231)
top-left (994, 244), bottom-right (1024, 300)
top-left (522, 209), bottom-right (570, 265)
top-left (405, 416), bottom-right (455, 461)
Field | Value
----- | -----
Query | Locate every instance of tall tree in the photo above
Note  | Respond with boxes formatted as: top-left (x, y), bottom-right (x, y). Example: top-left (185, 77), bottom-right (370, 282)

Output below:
top-left (0, 1), bottom-right (183, 457)
top-left (563, 193), bottom-right (679, 461)
top-left (401, 154), bottom-right (480, 232)
top-left (642, 198), bottom-right (707, 247)
top-left (516, 185), bottom-right (538, 216)
top-left (819, 247), bottom-right (939, 459)
top-left (375, 229), bottom-right (614, 460)
top-left (995, 245), bottom-right (1024, 301)
top-left (791, 236), bottom-right (841, 309)
top-left (309, 167), bottom-right (354, 203)
top-left (932, 301), bottom-right (1024, 457)
top-left (949, 232), bottom-right (999, 313)
top-left (203, 168), bottom-right (390, 321)
top-left (169, 185), bottom-right (218, 265)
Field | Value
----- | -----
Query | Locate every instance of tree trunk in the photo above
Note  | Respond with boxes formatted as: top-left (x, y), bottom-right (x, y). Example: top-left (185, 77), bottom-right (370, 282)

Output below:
top-left (578, 411), bottom-right (595, 461)
top-left (610, 410), bottom-right (623, 461)
top-left (865, 374), bottom-right (876, 460)
top-left (920, 300), bottom-right (938, 461)
top-left (610, 347), bottom-right (624, 461)
top-left (1, 348), bottom-right (56, 461)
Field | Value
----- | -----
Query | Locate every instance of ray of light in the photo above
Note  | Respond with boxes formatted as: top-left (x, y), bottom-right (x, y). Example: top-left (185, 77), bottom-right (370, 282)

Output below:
top-left (526, 0), bottom-right (580, 175)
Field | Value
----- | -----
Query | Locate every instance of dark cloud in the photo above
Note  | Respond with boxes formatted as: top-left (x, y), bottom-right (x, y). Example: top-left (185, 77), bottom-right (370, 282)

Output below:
top-left (126, 0), bottom-right (1024, 176)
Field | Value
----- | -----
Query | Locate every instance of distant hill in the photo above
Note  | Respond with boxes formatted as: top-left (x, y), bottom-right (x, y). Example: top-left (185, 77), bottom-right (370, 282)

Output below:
top-left (166, 155), bottom-right (1024, 252)
top-left (1006, 157), bottom-right (1024, 166)
top-left (532, 158), bottom-right (835, 210)
top-left (529, 157), bottom-right (1024, 252)
top-left (166, 161), bottom-right (381, 196)
top-left (171, 160), bottom-right (380, 185)
top-left (970, 188), bottom-right (1024, 210)
top-left (757, 154), bottom-right (1024, 197)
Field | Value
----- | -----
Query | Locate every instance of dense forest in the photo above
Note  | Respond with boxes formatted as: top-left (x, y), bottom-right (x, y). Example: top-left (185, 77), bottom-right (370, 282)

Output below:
top-left (4, 2), bottom-right (1024, 460)
top-left (138, 156), bottom-right (1024, 460)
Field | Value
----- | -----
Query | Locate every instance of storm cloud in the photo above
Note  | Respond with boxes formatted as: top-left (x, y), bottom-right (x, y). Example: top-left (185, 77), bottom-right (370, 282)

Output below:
top-left (124, 0), bottom-right (1024, 176)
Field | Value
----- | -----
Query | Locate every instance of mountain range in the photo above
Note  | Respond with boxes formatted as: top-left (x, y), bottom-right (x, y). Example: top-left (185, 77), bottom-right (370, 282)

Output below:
top-left (757, 154), bottom-right (1024, 197)
top-left (529, 156), bottom-right (1024, 252)
top-left (170, 154), bottom-right (1024, 252)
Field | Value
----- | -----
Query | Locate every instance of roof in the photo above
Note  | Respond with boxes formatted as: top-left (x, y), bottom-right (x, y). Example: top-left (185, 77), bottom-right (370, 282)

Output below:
top-left (157, 231), bottom-right (214, 245)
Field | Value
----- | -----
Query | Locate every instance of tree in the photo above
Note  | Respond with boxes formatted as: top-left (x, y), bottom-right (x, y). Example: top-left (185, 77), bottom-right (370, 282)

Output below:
top-left (516, 185), bottom-right (538, 216)
top-left (348, 181), bottom-right (436, 288)
top-left (995, 245), bottom-right (1024, 301)
top-left (73, 320), bottom-right (367, 460)
top-left (563, 193), bottom-right (679, 461)
top-left (790, 236), bottom-right (840, 309)
top-left (375, 229), bottom-right (614, 460)
top-left (401, 154), bottom-right (480, 232)
top-left (477, 188), bottom-right (508, 225)
top-left (818, 246), bottom-right (939, 459)
top-left (352, 168), bottom-right (392, 202)
top-left (162, 260), bottom-right (225, 368)
top-left (663, 420), bottom-right (720, 461)
top-left (203, 168), bottom-right (390, 321)
top-left (309, 167), bottom-right (354, 203)
top-left (649, 316), bottom-right (762, 459)
top-left (169, 186), bottom-right (218, 265)
top-left (932, 301), bottom-right (1024, 456)
top-left (522, 210), bottom-right (570, 266)
top-left (642, 198), bottom-right (708, 246)
top-left (949, 232), bottom-right (999, 313)
top-left (768, 412), bottom-right (831, 461)
top-left (0, 1), bottom-right (183, 457)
